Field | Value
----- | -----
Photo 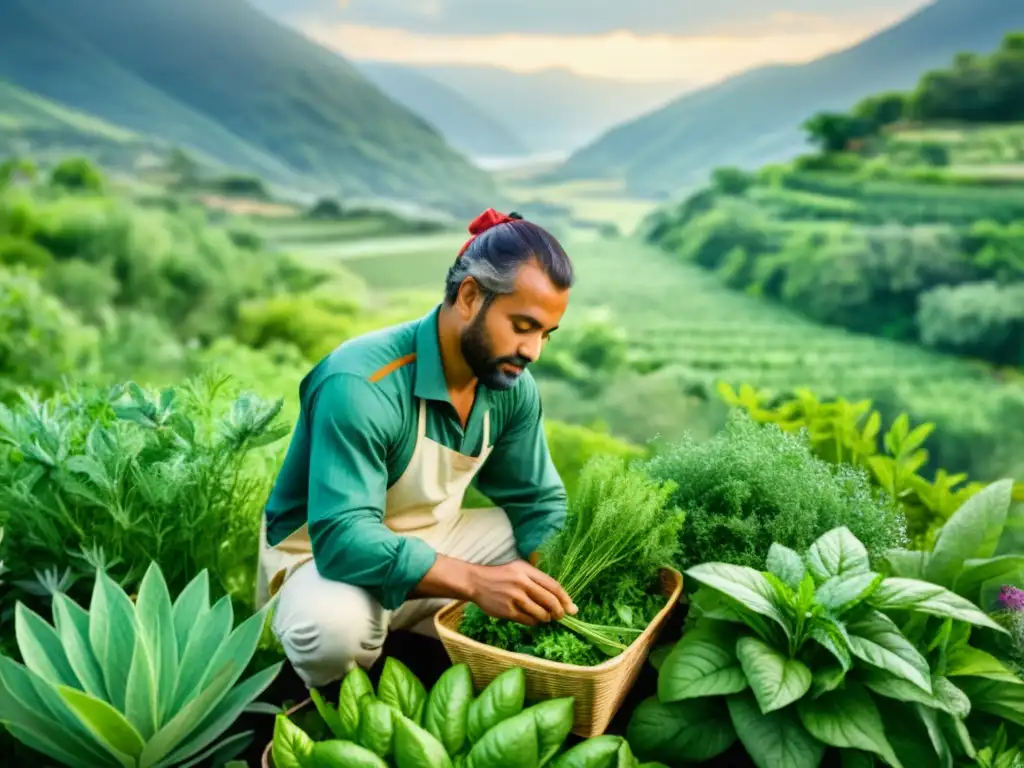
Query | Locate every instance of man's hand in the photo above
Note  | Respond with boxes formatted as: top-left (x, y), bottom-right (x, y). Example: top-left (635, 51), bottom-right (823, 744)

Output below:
top-left (469, 559), bottom-right (577, 626)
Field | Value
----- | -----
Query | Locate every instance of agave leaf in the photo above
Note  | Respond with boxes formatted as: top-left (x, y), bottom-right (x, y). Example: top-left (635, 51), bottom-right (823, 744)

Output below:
top-left (168, 595), bottom-right (233, 716)
top-left (196, 603), bottom-right (273, 695)
top-left (124, 631), bottom-right (160, 741)
top-left (15, 601), bottom-right (81, 688)
top-left (135, 561), bottom-right (179, 722)
top-left (154, 662), bottom-right (283, 767)
top-left (138, 663), bottom-right (237, 768)
top-left (52, 593), bottom-right (109, 700)
top-left (59, 684), bottom-right (147, 761)
top-left (0, 656), bottom-right (131, 768)
top-left (89, 570), bottom-right (140, 712)
top-left (3, 721), bottom-right (100, 768)
top-left (172, 569), bottom-right (211, 659)
top-left (175, 731), bottom-right (255, 768)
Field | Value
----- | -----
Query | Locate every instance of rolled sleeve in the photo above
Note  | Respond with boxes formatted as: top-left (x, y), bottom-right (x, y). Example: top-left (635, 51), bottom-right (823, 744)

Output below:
top-left (306, 373), bottom-right (437, 610)
top-left (474, 376), bottom-right (567, 558)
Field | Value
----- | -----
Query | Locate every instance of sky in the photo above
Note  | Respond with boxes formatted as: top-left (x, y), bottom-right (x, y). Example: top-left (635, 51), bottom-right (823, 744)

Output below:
top-left (254, 0), bottom-right (932, 84)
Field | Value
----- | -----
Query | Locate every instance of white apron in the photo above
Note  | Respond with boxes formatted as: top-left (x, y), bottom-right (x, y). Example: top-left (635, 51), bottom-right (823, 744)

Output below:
top-left (256, 398), bottom-right (493, 607)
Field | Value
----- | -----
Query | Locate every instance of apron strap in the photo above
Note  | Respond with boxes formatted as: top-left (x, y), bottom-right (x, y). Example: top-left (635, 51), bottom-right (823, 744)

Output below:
top-left (480, 410), bottom-right (490, 456)
top-left (417, 398), bottom-right (428, 439)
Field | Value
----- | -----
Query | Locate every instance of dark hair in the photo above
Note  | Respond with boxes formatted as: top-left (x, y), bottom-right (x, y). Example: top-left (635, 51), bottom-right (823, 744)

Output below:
top-left (443, 215), bottom-right (574, 305)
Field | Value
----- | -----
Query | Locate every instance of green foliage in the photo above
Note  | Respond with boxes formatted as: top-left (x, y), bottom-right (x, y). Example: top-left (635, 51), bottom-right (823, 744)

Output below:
top-left (628, 526), bottom-right (1019, 767)
top-left (461, 455), bottom-right (683, 665)
top-left (532, 308), bottom-right (630, 394)
top-left (0, 561), bottom-right (282, 767)
top-left (642, 411), bottom-right (908, 573)
top-left (0, 375), bottom-right (289, 627)
top-left (916, 281), bottom-right (1024, 367)
top-left (718, 383), bottom-right (1024, 548)
top-left (274, 662), bottom-right (656, 767)
top-left (541, 421), bottom-right (647, 500)
top-left (49, 156), bottom-right (105, 192)
top-left (0, 265), bottom-right (100, 402)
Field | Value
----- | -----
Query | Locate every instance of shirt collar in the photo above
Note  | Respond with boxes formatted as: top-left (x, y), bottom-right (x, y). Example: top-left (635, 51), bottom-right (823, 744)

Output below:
top-left (413, 304), bottom-right (491, 413)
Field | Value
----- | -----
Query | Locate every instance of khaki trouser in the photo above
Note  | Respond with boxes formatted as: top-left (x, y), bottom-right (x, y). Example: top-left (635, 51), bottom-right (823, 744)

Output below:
top-left (271, 506), bottom-right (517, 688)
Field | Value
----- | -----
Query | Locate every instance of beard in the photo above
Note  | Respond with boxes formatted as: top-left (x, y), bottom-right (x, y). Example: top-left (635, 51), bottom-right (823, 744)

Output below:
top-left (460, 309), bottom-right (530, 390)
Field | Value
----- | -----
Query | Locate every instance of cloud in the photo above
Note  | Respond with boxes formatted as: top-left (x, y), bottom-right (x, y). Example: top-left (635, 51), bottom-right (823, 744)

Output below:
top-left (251, 0), bottom-right (928, 37)
top-left (295, 22), bottom-right (890, 83)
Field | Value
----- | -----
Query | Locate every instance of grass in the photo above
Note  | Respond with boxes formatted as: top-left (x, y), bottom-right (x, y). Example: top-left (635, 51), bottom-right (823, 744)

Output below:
top-left (503, 177), bottom-right (662, 236)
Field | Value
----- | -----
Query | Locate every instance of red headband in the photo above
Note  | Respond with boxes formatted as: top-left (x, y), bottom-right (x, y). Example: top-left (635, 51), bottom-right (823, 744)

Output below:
top-left (457, 208), bottom-right (520, 257)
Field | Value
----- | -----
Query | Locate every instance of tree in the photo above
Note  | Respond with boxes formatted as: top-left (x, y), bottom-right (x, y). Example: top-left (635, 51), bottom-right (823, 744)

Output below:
top-left (802, 113), bottom-right (874, 153)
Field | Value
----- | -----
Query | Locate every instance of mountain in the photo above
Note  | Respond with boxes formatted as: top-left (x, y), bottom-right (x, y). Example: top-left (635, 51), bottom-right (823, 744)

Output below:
top-left (356, 63), bottom-right (530, 161)
top-left (383, 64), bottom-right (690, 158)
top-left (0, 0), bottom-right (500, 214)
top-left (557, 0), bottom-right (1024, 198)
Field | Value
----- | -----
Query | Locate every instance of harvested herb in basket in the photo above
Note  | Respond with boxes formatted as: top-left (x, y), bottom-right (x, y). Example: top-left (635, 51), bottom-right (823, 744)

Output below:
top-left (459, 454), bottom-right (685, 665)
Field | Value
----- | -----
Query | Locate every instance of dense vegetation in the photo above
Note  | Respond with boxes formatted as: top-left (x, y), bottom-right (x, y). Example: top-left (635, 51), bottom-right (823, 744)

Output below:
top-left (644, 34), bottom-right (1024, 380)
top-left (0, 0), bottom-right (500, 214)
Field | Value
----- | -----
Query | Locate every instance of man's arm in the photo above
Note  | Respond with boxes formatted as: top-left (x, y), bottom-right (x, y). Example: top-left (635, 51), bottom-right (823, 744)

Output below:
top-left (306, 373), bottom-right (442, 611)
top-left (473, 374), bottom-right (568, 560)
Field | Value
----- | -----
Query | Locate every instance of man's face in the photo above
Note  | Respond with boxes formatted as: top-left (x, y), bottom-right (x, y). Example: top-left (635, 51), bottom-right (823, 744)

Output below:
top-left (460, 261), bottom-right (570, 390)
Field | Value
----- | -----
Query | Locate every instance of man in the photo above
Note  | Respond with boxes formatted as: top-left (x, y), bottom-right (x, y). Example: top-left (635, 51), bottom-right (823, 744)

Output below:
top-left (257, 208), bottom-right (578, 688)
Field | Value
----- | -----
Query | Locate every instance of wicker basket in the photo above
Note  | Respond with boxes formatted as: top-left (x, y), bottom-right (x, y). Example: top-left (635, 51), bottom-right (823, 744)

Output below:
top-left (434, 566), bottom-right (684, 737)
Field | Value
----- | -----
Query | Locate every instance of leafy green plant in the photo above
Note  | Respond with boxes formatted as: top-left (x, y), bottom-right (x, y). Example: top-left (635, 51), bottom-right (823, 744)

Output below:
top-left (460, 455), bottom-right (684, 664)
top-left (626, 525), bottom-right (1017, 767)
top-left (0, 374), bottom-right (289, 625)
top-left (0, 562), bottom-right (282, 767)
top-left (641, 410), bottom-right (907, 573)
top-left (273, 660), bottom-right (664, 767)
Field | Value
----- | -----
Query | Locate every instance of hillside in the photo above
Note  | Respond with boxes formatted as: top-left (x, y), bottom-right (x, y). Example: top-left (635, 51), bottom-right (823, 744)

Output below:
top-left (356, 63), bottom-right (530, 161)
top-left (394, 64), bottom-right (689, 158)
top-left (641, 33), bottom-right (1024, 375)
top-left (556, 0), bottom-right (1024, 197)
top-left (0, 0), bottom-right (501, 215)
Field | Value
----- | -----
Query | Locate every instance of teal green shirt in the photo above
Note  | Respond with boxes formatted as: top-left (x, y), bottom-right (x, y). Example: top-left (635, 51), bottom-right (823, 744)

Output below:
top-left (265, 305), bottom-right (567, 610)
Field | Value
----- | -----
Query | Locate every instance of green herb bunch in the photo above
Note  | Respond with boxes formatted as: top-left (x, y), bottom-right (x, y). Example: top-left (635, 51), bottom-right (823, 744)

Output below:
top-left (0, 372), bottom-right (289, 623)
top-left (642, 411), bottom-right (908, 572)
top-left (460, 454), bottom-right (684, 665)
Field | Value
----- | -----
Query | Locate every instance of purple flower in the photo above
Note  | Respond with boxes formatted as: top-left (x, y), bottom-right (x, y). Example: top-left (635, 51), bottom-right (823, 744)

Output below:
top-left (998, 585), bottom-right (1024, 613)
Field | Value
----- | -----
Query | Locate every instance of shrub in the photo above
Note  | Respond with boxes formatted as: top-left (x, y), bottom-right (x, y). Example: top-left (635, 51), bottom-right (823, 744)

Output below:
top-left (641, 412), bottom-right (908, 572)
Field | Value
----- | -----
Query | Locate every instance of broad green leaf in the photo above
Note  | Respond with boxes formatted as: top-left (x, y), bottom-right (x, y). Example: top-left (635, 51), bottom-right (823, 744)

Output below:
top-left (462, 707), bottom-right (538, 768)
top-left (953, 556), bottom-right (1024, 602)
top-left (467, 666), bottom-right (526, 744)
top-left (926, 480), bottom-right (1013, 587)
top-left (0, 655), bottom-right (133, 768)
top-left (735, 636), bottom-right (812, 714)
top-left (337, 666), bottom-right (375, 741)
top-left (52, 593), bottom-right (108, 700)
top-left (549, 736), bottom-right (630, 768)
top-left (138, 663), bottom-right (237, 767)
top-left (378, 657), bottom-right (428, 724)
top-left (685, 563), bottom-right (792, 637)
top-left (171, 570), bottom-right (211, 661)
top-left (860, 668), bottom-right (952, 712)
top-left (869, 578), bottom-right (1008, 632)
top-left (386, 714), bottom-right (452, 768)
top-left (309, 739), bottom-right (389, 768)
top-left (625, 696), bottom-right (736, 764)
top-left (766, 544), bottom-right (806, 592)
top-left (726, 693), bottom-right (825, 768)
top-left (89, 570), bottom-right (139, 712)
top-left (135, 562), bottom-right (179, 723)
top-left (424, 664), bottom-right (473, 755)
top-left (809, 665), bottom-right (845, 698)
top-left (956, 679), bottom-right (1024, 727)
top-left (168, 595), bottom-right (233, 714)
top-left (359, 698), bottom-right (396, 758)
top-left (846, 610), bottom-right (932, 693)
top-left (946, 646), bottom-right (1023, 683)
top-left (310, 687), bottom-right (350, 741)
top-left (932, 677), bottom-right (971, 719)
top-left (59, 685), bottom-right (146, 760)
top-left (805, 527), bottom-right (870, 584)
top-left (15, 602), bottom-right (80, 688)
top-left (271, 714), bottom-right (314, 768)
top-left (156, 663), bottom-right (283, 768)
top-left (814, 572), bottom-right (884, 615)
top-left (124, 632), bottom-right (160, 741)
top-left (529, 697), bottom-right (575, 765)
top-left (658, 622), bottom-right (748, 703)
top-left (883, 550), bottom-right (928, 579)
top-left (688, 588), bottom-right (787, 647)
top-left (797, 682), bottom-right (903, 768)
top-left (807, 616), bottom-right (852, 671)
